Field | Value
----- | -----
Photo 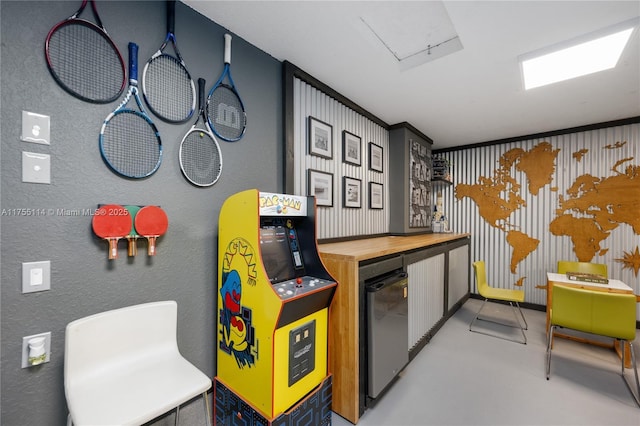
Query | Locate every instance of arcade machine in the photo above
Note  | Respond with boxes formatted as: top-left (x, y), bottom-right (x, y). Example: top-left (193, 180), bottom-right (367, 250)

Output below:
top-left (214, 189), bottom-right (337, 425)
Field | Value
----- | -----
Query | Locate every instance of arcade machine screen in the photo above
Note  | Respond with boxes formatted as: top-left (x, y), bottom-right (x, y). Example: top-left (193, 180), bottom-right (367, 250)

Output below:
top-left (260, 219), bottom-right (304, 284)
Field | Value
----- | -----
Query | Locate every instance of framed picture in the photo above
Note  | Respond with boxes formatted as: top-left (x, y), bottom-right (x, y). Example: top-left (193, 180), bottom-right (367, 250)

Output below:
top-left (343, 176), bottom-right (361, 208)
top-left (308, 116), bottom-right (333, 159)
top-left (369, 182), bottom-right (383, 209)
top-left (369, 142), bottom-right (383, 172)
top-left (308, 169), bottom-right (333, 207)
top-left (342, 130), bottom-right (361, 166)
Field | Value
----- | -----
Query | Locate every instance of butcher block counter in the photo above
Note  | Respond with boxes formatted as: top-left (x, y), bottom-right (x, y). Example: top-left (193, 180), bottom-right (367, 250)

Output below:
top-left (319, 233), bottom-right (470, 423)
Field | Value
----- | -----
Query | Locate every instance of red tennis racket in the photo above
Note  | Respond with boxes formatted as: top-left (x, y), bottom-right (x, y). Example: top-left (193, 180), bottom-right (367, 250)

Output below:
top-left (91, 204), bottom-right (131, 259)
top-left (45, 0), bottom-right (125, 103)
top-left (135, 205), bottom-right (168, 256)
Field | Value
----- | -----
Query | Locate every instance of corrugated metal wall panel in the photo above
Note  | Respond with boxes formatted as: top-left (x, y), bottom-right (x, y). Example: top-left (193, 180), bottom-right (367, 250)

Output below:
top-left (293, 78), bottom-right (389, 239)
top-left (436, 123), bottom-right (640, 315)
top-left (407, 254), bottom-right (445, 350)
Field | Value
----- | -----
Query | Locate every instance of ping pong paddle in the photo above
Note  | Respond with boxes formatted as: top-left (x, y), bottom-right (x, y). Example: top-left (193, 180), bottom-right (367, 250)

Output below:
top-left (91, 204), bottom-right (131, 259)
top-left (134, 205), bottom-right (168, 256)
top-left (124, 205), bottom-right (141, 256)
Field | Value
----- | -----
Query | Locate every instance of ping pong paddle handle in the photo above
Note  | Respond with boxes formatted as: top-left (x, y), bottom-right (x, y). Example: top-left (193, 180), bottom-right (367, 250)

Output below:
top-left (108, 237), bottom-right (120, 259)
top-left (147, 236), bottom-right (158, 256)
top-left (127, 236), bottom-right (138, 256)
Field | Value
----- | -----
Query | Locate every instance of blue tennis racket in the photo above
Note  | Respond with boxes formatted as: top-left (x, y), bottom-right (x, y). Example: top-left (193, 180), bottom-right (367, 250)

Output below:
top-left (206, 34), bottom-right (247, 142)
top-left (99, 42), bottom-right (162, 179)
top-left (142, 0), bottom-right (196, 123)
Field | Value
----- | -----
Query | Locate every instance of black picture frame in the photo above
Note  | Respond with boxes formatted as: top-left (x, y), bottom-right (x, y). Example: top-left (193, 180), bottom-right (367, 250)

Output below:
top-left (343, 176), bottom-right (361, 208)
top-left (369, 182), bottom-right (383, 209)
top-left (342, 130), bottom-right (361, 166)
top-left (307, 169), bottom-right (334, 207)
top-left (308, 116), bottom-right (333, 159)
top-left (369, 142), bottom-right (383, 172)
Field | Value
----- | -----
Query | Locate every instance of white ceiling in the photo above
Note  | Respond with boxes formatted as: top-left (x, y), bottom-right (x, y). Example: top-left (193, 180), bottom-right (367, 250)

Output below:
top-left (182, 1), bottom-right (640, 150)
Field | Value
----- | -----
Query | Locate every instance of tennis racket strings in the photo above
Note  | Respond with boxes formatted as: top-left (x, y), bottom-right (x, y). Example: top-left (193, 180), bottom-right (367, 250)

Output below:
top-left (180, 132), bottom-right (222, 186)
top-left (101, 111), bottom-right (161, 177)
top-left (47, 23), bottom-right (124, 102)
top-left (209, 85), bottom-right (245, 140)
top-left (143, 55), bottom-right (194, 122)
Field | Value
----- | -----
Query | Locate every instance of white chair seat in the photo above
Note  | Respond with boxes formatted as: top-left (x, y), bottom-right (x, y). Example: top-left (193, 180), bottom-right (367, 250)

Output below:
top-left (65, 301), bottom-right (211, 426)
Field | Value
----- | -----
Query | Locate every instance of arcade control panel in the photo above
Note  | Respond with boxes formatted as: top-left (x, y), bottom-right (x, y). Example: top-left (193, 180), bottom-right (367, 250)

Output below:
top-left (273, 276), bottom-right (335, 300)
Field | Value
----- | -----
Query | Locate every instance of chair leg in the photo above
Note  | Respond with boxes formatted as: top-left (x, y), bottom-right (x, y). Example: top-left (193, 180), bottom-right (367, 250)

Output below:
top-left (202, 391), bottom-right (211, 426)
top-left (469, 298), bottom-right (526, 344)
top-left (508, 302), bottom-right (527, 344)
top-left (620, 340), bottom-right (640, 407)
top-left (515, 302), bottom-right (528, 330)
top-left (546, 325), bottom-right (555, 380)
top-left (469, 298), bottom-right (489, 332)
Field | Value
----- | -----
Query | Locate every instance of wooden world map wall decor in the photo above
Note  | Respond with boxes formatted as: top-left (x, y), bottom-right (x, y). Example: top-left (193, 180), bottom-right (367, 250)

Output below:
top-left (455, 140), bottom-right (639, 281)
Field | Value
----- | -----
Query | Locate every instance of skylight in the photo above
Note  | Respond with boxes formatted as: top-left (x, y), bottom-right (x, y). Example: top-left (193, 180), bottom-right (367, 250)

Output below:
top-left (520, 19), bottom-right (638, 90)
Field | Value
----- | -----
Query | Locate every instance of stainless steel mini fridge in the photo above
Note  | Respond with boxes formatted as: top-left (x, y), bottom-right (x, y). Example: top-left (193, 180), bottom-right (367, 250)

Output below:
top-left (366, 270), bottom-right (409, 399)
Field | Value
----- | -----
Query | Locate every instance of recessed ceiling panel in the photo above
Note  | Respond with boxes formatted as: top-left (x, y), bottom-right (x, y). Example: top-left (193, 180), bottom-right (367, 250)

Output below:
top-left (360, 1), bottom-right (463, 69)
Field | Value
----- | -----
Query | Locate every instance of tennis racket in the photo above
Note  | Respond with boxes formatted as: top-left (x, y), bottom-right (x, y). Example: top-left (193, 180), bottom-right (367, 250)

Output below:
top-left (179, 78), bottom-right (223, 187)
top-left (135, 205), bottom-right (169, 256)
top-left (142, 0), bottom-right (196, 123)
top-left (100, 42), bottom-right (162, 179)
top-left (45, 0), bottom-right (125, 104)
top-left (206, 33), bottom-right (247, 142)
top-left (91, 204), bottom-right (131, 260)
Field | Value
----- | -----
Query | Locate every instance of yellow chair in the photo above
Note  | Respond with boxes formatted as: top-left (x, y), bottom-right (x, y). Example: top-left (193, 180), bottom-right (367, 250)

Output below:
top-left (546, 285), bottom-right (640, 406)
top-left (557, 261), bottom-right (607, 277)
top-left (469, 261), bottom-right (528, 344)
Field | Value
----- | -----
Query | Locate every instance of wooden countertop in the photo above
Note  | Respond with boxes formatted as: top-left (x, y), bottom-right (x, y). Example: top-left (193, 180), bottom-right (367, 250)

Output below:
top-left (318, 233), bottom-right (470, 262)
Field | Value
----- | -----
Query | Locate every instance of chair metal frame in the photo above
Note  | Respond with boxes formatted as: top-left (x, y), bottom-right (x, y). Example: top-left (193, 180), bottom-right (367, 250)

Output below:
top-left (64, 301), bottom-right (212, 425)
top-left (546, 285), bottom-right (640, 407)
top-left (469, 260), bottom-right (528, 344)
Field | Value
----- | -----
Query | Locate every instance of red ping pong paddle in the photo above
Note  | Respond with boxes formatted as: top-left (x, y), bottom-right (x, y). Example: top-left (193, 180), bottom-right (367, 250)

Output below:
top-left (135, 205), bottom-right (168, 256)
top-left (91, 204), bottom-right (131, 259)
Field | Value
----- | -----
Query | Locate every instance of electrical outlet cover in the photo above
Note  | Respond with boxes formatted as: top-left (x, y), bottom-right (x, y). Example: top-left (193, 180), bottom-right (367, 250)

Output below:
top-left (22, 152), bottom-right (51, 184)
top-left (21, 332), bottom-right (51, 368)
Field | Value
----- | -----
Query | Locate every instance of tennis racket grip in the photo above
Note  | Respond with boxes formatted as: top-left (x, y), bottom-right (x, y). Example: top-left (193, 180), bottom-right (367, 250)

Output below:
top-left (224, 34), bottom-right (232, 65)
top-left (198, 78), bottom-right (206, 108)
top-left (167, 0), bottom-right (176, 34)
top-left (128, 42), bottom-right (139, 83)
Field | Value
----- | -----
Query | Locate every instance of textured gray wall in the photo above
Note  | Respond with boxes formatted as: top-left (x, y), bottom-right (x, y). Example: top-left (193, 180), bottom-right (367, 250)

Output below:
top-left (1, 1), bottom-right (282, 424)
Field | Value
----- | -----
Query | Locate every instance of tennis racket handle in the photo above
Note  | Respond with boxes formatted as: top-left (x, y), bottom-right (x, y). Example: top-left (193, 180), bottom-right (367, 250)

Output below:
top-left (147, 236), bottom-right (158, 256)
top-left (107, 238), bottom-right (120, 260)
top-left (224, 34), bottom-right (232, 64)
top-left (128, 42), bottom-right (139, 83)
top-left (167, 0), bottom-right (176, 33)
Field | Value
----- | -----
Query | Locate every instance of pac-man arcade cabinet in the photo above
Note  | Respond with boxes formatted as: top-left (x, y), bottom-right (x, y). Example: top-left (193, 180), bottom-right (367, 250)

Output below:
top-left (215, 189), bottom-right (336, 425)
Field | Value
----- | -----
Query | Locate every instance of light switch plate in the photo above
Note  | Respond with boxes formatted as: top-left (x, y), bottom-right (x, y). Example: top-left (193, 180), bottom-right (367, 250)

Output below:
top-left (22, 152), bottom-right (51, 184)
top-left (22, 261), bottom-right (51, 293)
top-left (21, 111), bottom-right (50, 145)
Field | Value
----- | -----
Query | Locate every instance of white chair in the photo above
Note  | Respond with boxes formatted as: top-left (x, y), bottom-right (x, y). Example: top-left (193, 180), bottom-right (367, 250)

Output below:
top-left (64, 301), bottom-right (212, 425)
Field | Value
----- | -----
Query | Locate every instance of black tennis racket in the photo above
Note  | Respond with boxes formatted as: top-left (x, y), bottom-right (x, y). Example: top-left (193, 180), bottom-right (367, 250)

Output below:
top-left (99, 43), bottom-right (162, 179)
top-left (142, 0), bottom-right (196, 123)
top-left (206, 33), bottom-right (247, 142)
top-left (45, 0), bottom-right (125, 104)
top-left (179, 78), bottom-right (223, 187)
